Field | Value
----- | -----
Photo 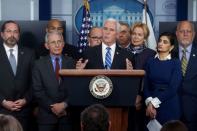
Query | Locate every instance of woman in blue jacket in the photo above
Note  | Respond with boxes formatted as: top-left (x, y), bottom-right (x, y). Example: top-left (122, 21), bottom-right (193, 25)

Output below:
top-left (144, 32), bottom-right (182, 125)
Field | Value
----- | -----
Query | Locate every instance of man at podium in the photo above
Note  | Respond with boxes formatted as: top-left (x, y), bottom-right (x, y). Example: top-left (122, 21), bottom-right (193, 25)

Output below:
top-left (76, 18), bottom-right (134, 70)
top-left (73, 18), bottom-right (138, 131)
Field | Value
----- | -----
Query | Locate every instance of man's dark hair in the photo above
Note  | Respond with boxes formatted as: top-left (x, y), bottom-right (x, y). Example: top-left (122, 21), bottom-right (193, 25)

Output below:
top-left (119, 21), bottom-right (129, 29)
top-left (158, 32), bottom-right (176, 46)
top-left (1, 20), bottom-right (20, 33)
top-left (81, 104), bottom-right (109, 131)
top-left (161, 120), bottom-right (188, 131)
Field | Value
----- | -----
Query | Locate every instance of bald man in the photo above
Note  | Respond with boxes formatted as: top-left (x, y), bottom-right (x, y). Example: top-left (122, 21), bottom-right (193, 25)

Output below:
top-left (172, 21), bottom-right (197, 131)
top-left (39, 19), bottom-right (81, 59)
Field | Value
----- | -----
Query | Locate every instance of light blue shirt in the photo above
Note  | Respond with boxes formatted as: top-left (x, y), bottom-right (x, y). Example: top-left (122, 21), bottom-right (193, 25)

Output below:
top-left (50, 55), bottom-right (62, 71)
top-left (179, 44), bottom-right (192, 61)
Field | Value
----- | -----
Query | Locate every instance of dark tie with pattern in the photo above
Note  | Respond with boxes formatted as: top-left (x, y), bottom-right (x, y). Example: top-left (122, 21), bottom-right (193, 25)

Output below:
top-left (55, 57), bottom-right (60, 81)
top-left (181, 48), bottom-right (188, 76)
top-left (105, 47), bottom-right (111, 69)
top-left (9, 49), bottom-right (17, 75)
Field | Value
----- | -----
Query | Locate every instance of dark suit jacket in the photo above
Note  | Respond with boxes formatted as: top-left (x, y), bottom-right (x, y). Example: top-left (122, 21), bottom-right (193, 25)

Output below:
top-left (82, 44), bottom-right (134, 69)
top-left (0, 43), bottom-right (35, 116)
top-left (32, 55), bottom-right (75, 124)
top-left (172, 43), bottom-right (197, 127)
top-left (133, 48), bottom-right (156, 70)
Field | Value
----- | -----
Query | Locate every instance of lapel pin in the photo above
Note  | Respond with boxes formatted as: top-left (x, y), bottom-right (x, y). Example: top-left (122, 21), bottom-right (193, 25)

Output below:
top-left (21, 51), bottom-right (24, 55)
top-left (193, 54), bottom-right (195, 57)
top-left (116, 52), bottom-right (119, 55)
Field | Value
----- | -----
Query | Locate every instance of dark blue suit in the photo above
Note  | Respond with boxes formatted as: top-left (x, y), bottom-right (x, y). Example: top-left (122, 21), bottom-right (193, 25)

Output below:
top-left (173, 44), bottom-right (197, 131)
top-left (143, 57), bottom-right (182, 125)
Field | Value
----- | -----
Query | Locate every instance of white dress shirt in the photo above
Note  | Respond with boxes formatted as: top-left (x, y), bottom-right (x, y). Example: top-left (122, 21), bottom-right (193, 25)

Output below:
top-left (3, 43), bottom-right (18, 65)
top-left (102, 42), bottom-right (116, 66)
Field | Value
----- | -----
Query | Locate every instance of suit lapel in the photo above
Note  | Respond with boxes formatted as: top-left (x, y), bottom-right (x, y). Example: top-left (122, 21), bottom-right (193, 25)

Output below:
top-left (62, 56), bottom-right (68, 69)
top-left (111, 45), bottom-right (121, 69)
top-left (185, 45), bottom-right (197, 79)
top-left (97, 45), bottom-right (105, 68)
top-left (0, 44), bottom-right (15, 76)
top-left (16, 47), bottom-right (25, 76)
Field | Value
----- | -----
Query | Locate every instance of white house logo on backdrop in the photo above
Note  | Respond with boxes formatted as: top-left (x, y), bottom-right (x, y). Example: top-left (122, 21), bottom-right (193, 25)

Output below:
top-left (75, 0), bottom-right (154, 33)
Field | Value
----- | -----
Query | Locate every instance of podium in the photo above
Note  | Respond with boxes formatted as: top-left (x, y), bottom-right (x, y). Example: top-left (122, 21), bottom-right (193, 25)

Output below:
top-left (60, 69), bottom-right (145, 131)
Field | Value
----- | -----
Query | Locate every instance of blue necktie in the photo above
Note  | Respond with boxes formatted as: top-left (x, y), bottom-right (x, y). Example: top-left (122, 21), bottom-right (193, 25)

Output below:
top-left (105, 47), bottom-right (111, 69)
top-left (9, 49), bottom-right (17, 75)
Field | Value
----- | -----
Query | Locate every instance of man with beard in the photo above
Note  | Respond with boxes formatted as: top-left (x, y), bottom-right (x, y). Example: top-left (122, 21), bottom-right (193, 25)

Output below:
top-left (0, 20), bottom-right (35, 131)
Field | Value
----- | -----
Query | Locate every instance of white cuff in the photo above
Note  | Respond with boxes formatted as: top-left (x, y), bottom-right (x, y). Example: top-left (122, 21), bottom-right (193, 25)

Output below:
top-left (145, 97), bottom-right (153, 106)
top-left (151, 97), bottom-right (161, 108)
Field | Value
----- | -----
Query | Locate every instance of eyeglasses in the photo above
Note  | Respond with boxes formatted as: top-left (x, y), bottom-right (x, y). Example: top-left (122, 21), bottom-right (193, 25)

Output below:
top-left (178, 30), bottom-right (192, 34)
top-left (90, 36), bottom-right (102, 40)
top-left (48, 40), bottom-right (64, 45)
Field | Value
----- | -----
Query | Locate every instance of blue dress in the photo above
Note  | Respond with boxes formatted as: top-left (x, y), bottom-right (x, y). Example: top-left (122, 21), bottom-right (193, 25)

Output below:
top-left (143, 57), bottom-right (182, 125)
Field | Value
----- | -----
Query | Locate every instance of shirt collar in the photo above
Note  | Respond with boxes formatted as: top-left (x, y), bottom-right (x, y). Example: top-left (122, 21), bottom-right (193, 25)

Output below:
top-left (179, 44), bottom-right (192, 53)
top-left (3, 43), bottom-right (18, 52)
top-left (154, 53), bottom-right (171, 60)
top-left (102, 42), bottom-right (116, 52)
top-left (50, 54), bottom-right (62, 61)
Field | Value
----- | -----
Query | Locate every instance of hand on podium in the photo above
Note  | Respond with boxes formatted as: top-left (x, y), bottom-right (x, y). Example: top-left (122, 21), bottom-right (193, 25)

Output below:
top-left (76, 58), bottom-right (88, 69)
top-left (126, 58), bottom-right (133, 70)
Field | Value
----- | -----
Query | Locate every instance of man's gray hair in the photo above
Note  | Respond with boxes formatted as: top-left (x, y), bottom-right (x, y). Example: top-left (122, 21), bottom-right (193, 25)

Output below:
top-left (104, 18), bottom-right (121, 32)
top-left (176, 21), bottom-right (195, 32)
top-left (45, 31), bottom-right (64, 43)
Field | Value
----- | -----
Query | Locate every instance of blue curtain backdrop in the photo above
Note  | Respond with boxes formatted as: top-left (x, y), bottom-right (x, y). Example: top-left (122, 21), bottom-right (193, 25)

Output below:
top-left (176, 0), bottom-right (188, 21)
top-left (39, 0), bottom-right (51, 20)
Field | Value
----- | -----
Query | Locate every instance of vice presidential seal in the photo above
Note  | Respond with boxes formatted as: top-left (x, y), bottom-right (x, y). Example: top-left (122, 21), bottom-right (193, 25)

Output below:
top-left (89, 75), bottom-right (113, 99)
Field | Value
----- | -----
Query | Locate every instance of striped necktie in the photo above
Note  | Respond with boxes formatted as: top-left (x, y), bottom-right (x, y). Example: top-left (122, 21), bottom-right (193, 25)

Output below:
top-left (9, 49), bottom-right (17, 75)
top-left (181, 48), bottom-right (188, 76)
top-left (105, 47), bottom-right (111, 69)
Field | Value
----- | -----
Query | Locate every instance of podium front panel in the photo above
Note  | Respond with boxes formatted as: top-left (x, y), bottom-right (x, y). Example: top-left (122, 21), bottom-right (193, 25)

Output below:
top-left (62, 76), bottom-right (141, 107)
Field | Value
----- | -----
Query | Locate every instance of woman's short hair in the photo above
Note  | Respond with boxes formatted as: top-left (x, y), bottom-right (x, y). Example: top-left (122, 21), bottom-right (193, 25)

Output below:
top-left (161, 120), bottom-right (188, 131)
top-left (130, 22), bottom-right (150, 40)
top-left (0, 114), bottom-right (23, 131)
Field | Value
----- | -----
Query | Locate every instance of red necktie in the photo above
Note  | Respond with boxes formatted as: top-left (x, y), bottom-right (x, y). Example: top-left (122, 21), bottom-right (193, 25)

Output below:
top-left (55, 57), bottom-right (60, 81)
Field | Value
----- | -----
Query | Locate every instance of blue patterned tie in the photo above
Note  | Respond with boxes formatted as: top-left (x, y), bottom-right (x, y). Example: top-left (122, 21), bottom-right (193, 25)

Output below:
top-left (105, 47), bottom-right (111, 69)
top-left (9, 49), bottom-right (17, 75)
